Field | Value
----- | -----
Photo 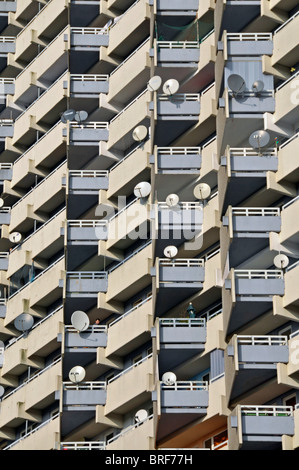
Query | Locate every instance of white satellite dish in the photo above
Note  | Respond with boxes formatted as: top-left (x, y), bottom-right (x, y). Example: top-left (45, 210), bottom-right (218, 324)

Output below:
top-left (147, 76), bottom-right (162, 92)
top-left (227, 74), bottom-right (246, 95)
top-left (252, 80), bottom-right (264, 94)
top-left (9, 232), bottom-right (22, 244)
top-left (249, 130), bottom-right (270, 151)
top-left (162, 371), bottom-right (177, 386)
top-left (132, 125), bottom-right (148, 142)
top-left (71, 310), bottom-right (90, 332)
top-left (0, 385), bottom-right (5, 398)
top-left (163, 79), bottom-right (180, 96)
top-left (0, 198), bottom-right (4, 208)
top-left (14, 313), bottom-right (34, 332)
top-left (193, 183), bottom-right (211, 200)
top-left (135, 409), bottom-right (148, 423)
top-left (74, 110), bottom-right (89, 123)
top-left (61, 109), bottom-right (76, 123)
top-left (274, 254), bottom-right (289, 269)
top-left (69, 366), bottom-right (86, 384)
top-left (165, 193), bottom-right (179, 207)
top-left (134, 181), bottom-right (151, 198)
top-left (164, 246), bottom-right (178, 259)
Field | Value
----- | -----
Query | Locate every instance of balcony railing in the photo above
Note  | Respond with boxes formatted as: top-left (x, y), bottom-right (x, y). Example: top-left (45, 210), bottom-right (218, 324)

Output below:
top-left (274, 10), bottom-right (299, 35)
top-left (231, 207), bottom-right (280, 217)
top-left (63, 381), bottom-right (106, 391)
top-left (108, 241), bottom-right (151, 274)
top-left (240, 405), bottom-right (293, 417)
top-left (234, 269), bottom-right (283, 280)
top-left (159, 258), bottom-right (204, 268)
top-left (237, 335), bottom-right (288, 346)
top-left (65, 325), bottom-right (107, 334)
top-left (227, 33), bottom-right (272, 41)
top-left (229, 148), bottom-right (277, 157)
top-left (161, 381), bottom-right (208, 391)
top-left (108, 295), bottom-right (152, 328)
top-left (107, 415), bottom-right (154, 445)
top-left (157, 41), bottom-right (199, 50)
top-left (60, 441), bottom-right (105, 450)
top-left (159, 318), bottom-right (206, 328)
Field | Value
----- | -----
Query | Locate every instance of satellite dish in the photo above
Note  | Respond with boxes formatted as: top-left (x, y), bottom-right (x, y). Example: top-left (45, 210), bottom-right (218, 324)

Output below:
top-left (194, 183), bottom-right (211, 200)
top-left (162, 371), bottom-right (177, 386)
top-left (147, 76), bottom-right (162, 92)
top-left (249, 130), bottom-right (270, 151)
top-left (0, 198), bottom-right (4, 208)
top-left (164, 246), bottom-right (178, 259)
top-left (227, 74), bottom-right (246, 95)
top-left (166, 194), bottom-right (179, 207)
top-left (61, 109), bottom-right (76, 123)
top-left (132, 125), bottom-right (148, 142)
top-left (71, 310), bottom-right (90, 332)
top-left (163, 79), bottom-right (180, 96)
top-left (9, 232), bottom-right (22, 243)
top-left (14, 313), bottom-right (34, 332)
top-left (134, 181), bottom-right (151, 198)
top-left (135, 409), bottom-right (148, 423)
top-left (252, 80), bottom-right (264, 94)
top-left (0, 386), bottom-right (5, 398)
top-left (274, 254), bottom-right (289, 269)
top-left (74, 110), bottom-right (88, 123)
top-left (69, 366), bottom-right (86, 384)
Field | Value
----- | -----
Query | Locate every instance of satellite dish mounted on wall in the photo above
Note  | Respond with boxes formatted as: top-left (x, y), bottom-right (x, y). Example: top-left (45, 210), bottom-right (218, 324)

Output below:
top-left (69, 366), bottom-right (86, 384)
top-left (274, 254), bottom-right (289, 269)
top-left (193, 183), bottom-right (211, 200)
top-left (61, 109), bottom-right (76, 123)
top-left (0, 385), bottom-right (5, 399)
top-left (227, 74), bottom-right (246, 96)
top-left (71, 310), bottom-right (90, 332)
top-left (147, 76), bottom-right (162, 92)
top-left (162, 371), bottom-right (177, 385)
top-left (132, 125), bottom-right (148, 142)
top-left (74, 110), bottom-right (89, 123)
top-left (163, 79), bottom-right (180, 96)
top-left (164, 245), bottom-right (178, 259)
top-left (134, 181), bottom-right (151, 199)
top-left (0, 198), bottom-right (4, 208)
top-left (9, 232), bottom-right (22, 244)
top-left (135, 409), bottom-right (148, 423)
top-left (14, 313), bottom-right (34, 332)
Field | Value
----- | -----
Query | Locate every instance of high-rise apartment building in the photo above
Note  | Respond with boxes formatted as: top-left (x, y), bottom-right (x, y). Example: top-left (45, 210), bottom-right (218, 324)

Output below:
top-left (0, 0), bottom-right (298, 451)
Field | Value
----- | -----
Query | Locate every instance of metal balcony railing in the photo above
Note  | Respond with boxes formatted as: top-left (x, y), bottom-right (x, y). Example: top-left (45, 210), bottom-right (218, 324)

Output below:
top-left (157, 147), bottom-right (201, 155)
top-left (110, 89), bottom-right (147, 123)
top-left (65, 325), bottom-right (107, 333)
top-left (234, 269), bottom-right (283, 279)
top-left (160, 318), bottom-right (206, 329)
top-left (108, 241), bottom-right (151, 274)
top-left (158, 93), bottom-right (200, 102)
top-left (69, 169), bottom-right (108, 178)
top-left (240, 405), bottom-right (293, 417)
top-left (110, 37), bottom-right (150, 77)
top-left (158, 202), bottom-right (202, 210)
top-left (157, 41), bottom-right (199, 49)
top-left (276, 70), bottom-right (299, 91)
top-left (63, 381), bottom-right (106, 390)
top-left (237, 335), bottom-right (288, 346)
top-left (68, 122), bottom-right (109, 130)
top-left (0, 37), bottom-right (15, 43)
top-left (229, 148), bottom-right (277, 157)
top-left (231, 207), bottom-right (280, 217)
top-left (159, 258), bottom-right (204, 267)
top-left (161, 381), bottom-right (209, 391)
top-left (66, 271), bottom-right (107, 280)
top-left (0, 163), bottom-right (13, 169)
top-left (70, 27), bottom-right (109, 36)
top-left (70, 74), bottom-right (109, 82)
top-left (67, 220), bottom-right (108, 228)
top-left (60, 441), bottom-right (105, 450)
top-left (274, 10), bottom-right (299, 34)
top-left (227, 32), bottom-right (272, 41)
top-left (282, 194), bottom-right (299, 210)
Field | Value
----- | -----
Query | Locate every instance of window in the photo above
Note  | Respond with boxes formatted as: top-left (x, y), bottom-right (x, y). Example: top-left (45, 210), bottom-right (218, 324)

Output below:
top-left (283, 393), bottom-right (297, 409)
top-left (204, 430), bottom-right (228, 450)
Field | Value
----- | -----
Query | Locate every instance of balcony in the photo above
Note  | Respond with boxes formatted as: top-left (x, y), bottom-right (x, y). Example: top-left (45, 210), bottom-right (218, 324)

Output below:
top-left (223, 269), bottom-right (284, 336)
top-left (0, 1), bottom-right (16, 13)
top-left (218, 147), bottom-right (278, 214)
top-left (60, 441), bottom-right (105, 450)
top-left (65, 272), bottom-right (108, 298)
top-left (70, 27), bottom-right (109, 49)
top-left (67, 220), bottom-right (108, 245)
top-left (225, 335), bottom-right (289, 406)
top-left (106, 296), bottom-right (153, 358)
top-left (0, 207), bottom-right (10, 225)
top-left (5, 255), bottom-right (64, 325)
top-left (272, 12), bottom-right (299, 67)
top-left (0, 163), bottom-right (12, 181)
top-left (0, 299), bottom-right (6, 319)
top-left (0, 119), bottom-right (14, 139)
top-left (156, 41), bottom-right (200, 67)
top-left (105, 353), bottom-right (153, 415)
top-left (0, 252), bottom-right (8, 270)
top-left (221, 206), bottom-right (281, 268)
top-left (69, 74), bottom-right (109, 97)
top-left (226, 32), bottom-right (273, 57)
top-left (153, 258), bottom-right (205, 316)
top-left (66, 122), bottom-right (109, 146)
top-left (64, 325), bottom-right (107, 351)
top-left (0, 36), bottom-right (15, 54)
top-left (0, 358), bottom-right (61, 435)
top-left (154, 93), bottom-right (201, 146)
top-left (156, 318), bottom-right (206, 374)
top-left (61, 381), bottom-right (106, 410)
top-left (156, 381), bottom-right (209, 442)
top-left (154, 146), bottom-right (201, 175)
top-left (68, 170), bottom-right (108, 193)
top-left (156, 0), bottom-right (199, 14)
top-left (0, 78), bottom-right (15, 101)
top-left (228, 405), bottom-right (294, 450)
top-left (107, 415), bottom-right (154, 450)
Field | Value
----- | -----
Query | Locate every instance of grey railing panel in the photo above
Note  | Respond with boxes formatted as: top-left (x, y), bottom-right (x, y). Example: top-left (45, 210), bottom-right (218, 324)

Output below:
top-left (235, 278), bottom-right (284, 296)
top-left (65, 331), bottom-right (107, 348)
top-left (238, 344), bottom-right (289, 363)
top-left (161, 389), bottom-right (209, 409)
top-left (233, 216), bottom-right (281, 232)
top-left (159, 266), bottom-right (205, 283)
top-left (160, 326), bottom-right (206, 344)
top-left (63, 389), bottom-right (106, 406)
top-left (242, 415), bottom-right (294, 436)
top-left (230, 156), bottom-right (278, 172)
